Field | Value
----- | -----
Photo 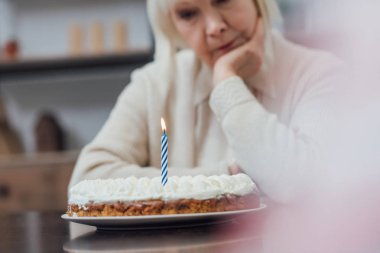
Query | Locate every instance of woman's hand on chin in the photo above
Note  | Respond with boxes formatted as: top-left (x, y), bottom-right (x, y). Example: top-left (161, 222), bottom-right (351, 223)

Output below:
top-left (212, 18), bottom-right (265, 86)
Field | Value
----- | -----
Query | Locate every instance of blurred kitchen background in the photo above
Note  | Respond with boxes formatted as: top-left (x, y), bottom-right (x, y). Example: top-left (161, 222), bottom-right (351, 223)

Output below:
top-left (0, 0), bottom-right (377, 213)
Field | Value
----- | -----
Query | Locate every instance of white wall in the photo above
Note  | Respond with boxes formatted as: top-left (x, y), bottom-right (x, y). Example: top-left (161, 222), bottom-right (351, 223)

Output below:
top-left (4, 0), bottom-right (151, 57)
top-left (0, 0), bottom-right (150, 153)
top-left (0, 0), bottom-right (15, 46)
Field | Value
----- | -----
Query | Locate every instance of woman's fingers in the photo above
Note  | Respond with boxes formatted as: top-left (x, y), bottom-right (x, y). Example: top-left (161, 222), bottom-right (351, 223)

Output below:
top-left (212, 18), bottom-right (265, 85)
top-left (229, 165), bottom-right (242, 175)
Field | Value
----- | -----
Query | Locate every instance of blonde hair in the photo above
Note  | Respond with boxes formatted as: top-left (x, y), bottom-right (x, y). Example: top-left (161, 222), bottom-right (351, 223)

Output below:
top-left (147, 0), bottom-right (282, 74)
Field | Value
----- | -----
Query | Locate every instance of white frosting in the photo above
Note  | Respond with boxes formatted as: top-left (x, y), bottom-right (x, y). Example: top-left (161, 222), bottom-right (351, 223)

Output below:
top-left (69, 174), bottom-right (258, 205)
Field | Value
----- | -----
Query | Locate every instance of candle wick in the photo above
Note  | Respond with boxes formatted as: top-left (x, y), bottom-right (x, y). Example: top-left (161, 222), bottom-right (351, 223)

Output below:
top-left (163, 130), bottom-right (166, 135)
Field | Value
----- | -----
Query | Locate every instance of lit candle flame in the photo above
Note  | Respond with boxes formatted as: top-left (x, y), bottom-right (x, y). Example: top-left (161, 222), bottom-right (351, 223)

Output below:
top-left (161, 118), bottom-right (166, 132)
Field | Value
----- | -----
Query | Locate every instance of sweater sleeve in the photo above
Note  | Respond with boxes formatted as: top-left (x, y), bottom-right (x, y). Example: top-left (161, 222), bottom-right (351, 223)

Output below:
top-left (209, 73), bottom-right (343, 203)
top-left (69, 67), bottom-right (229, 189)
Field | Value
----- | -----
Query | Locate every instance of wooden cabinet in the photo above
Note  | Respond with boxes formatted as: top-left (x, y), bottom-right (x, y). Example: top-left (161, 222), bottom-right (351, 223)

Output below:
top-left (0, 151), bottom-right (77, 212)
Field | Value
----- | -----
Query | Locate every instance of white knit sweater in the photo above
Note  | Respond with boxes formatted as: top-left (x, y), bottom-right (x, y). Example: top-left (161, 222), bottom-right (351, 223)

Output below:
top-left (69, 32), bottom-right (344, 203)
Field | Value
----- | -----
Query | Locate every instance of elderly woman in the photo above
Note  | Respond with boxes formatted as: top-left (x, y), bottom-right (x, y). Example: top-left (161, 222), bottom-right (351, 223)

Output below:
top-left (69, 0), bottom-right (343, 203)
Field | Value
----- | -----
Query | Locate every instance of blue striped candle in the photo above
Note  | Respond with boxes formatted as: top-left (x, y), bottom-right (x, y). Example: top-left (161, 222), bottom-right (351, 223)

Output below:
top-left (161, 118), bottom-right (168, 186)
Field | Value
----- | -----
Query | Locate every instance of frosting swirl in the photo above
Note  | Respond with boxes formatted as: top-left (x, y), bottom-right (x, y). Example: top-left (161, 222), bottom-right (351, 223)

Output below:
top-left (69, 174), bottom-right (258, 205)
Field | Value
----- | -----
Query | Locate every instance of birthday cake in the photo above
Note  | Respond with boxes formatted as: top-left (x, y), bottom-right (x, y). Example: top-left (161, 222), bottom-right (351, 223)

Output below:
top-left (67, 174), bottom-right (260, 217)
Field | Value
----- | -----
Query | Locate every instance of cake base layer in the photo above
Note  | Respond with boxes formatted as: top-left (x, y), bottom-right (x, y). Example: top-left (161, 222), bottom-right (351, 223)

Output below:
top-left (67, 194), bottom-right (259, 217)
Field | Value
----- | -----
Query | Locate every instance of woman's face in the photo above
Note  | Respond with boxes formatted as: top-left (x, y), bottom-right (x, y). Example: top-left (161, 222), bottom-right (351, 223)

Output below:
top-left (170, 0), bottom-right (259, 67)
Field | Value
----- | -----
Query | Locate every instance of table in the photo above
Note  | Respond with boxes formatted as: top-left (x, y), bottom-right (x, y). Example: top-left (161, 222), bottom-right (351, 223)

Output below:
top-left (1, 202), bottom-right (379, 253)
top-left (0, 210), bottom-right (265, 253)
top-left (0, 211), bottom-right (69, 253)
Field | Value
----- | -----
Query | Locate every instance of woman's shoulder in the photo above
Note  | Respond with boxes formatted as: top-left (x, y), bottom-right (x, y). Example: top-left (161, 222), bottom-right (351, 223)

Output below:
top-left (271, 31), bottom-right (344, 78)
top-left (269, 31), bottom-right (347, 100)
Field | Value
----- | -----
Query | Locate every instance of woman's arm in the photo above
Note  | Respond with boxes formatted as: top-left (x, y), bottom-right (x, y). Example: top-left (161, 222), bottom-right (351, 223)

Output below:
top-left (209, 72), bottom-right (343, 203)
